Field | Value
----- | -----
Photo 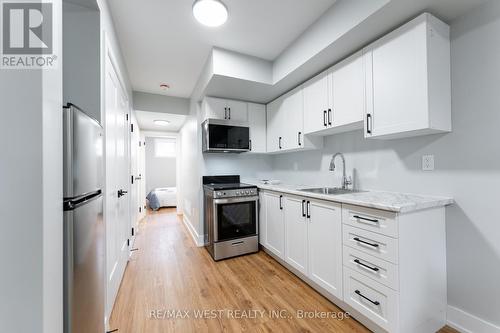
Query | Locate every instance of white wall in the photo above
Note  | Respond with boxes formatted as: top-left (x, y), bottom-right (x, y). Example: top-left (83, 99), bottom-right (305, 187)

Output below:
top-left (145, 137), bottom-right (176, 192)
top-left (178, 101), bottom-right (202, 237)
top-left (270, 1), bottom-right (500, 327)
top-left (0, 2), bottom-right (63, 333)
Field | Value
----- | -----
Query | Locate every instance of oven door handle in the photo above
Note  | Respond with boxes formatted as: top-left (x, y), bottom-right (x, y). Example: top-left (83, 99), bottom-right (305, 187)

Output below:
top-left (213, 196), bottom-right (259, 205)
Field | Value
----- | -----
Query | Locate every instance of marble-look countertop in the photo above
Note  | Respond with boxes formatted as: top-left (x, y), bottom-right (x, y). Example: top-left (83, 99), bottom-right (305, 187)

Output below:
top-left (242, 179), bottom-right (453, 213)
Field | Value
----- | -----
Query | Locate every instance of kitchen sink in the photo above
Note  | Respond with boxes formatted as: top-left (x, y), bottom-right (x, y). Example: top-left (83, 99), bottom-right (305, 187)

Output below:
top-left (298, 187), bottom-right (362, 195)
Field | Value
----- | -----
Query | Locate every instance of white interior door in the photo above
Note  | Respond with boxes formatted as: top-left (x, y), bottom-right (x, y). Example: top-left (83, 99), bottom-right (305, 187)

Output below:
top-left (104, 52), bottom-right (130, 319)
top-left (129, 115), bottom-right (140, 247)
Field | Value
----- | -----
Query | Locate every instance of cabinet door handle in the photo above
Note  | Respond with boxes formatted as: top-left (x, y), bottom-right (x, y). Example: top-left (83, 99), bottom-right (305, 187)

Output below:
top-left (353, 215), bottom-right (379, 224)
top-left (354, 259), bottom-right (379, 272)
top-left (353, 237), bottom-right (379, 248)
top-left (224, 107), bottom-right (227, 119)
top-left (306, 201), bottom-right (311, 219)
top-left (328, 108), bottom-right (332, 126)
top-left (301, 200), bottom-right (306, 217)
top-left (279, 195), bottom-right (283, 210)
top-left (323, 110), bottom-right (327, 127)
top-left (297, 132), bottom-right (302, 146)
top-left (355, 290), bottom-right (380, 306)
top-left (366, 114), bottom-right (372, 134)
top-left (228, 107), bottom-right (231, 120)
top-left (278, 137), bottom-right (282, 150)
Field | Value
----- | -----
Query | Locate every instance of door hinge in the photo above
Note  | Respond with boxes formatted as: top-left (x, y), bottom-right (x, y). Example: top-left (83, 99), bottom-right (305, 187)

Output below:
top-left (139, 206), bottom-right (142, 213)
top-left (131, 124), bottom-right (134, 132)
top-left (139, 141), bottom-right (142, 147)
top-left (131, 175), bottom-right (134, 184)
top-left (131, 227), bottom-right (135, 236)
top-left (126, 114), bottom-right (129, 121)
top-left (127, 239), bottom-right (130, 247)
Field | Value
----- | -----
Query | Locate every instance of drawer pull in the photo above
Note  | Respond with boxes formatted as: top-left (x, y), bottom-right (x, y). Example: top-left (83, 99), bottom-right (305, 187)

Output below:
top-left (355, 289), bottom-right (380, 306)
top-left (354, 259), bottom-right (379, 272)
top-left (353, 237), bottom-right (379, 248)
top-left (353, 215), bottom-right (379, 223)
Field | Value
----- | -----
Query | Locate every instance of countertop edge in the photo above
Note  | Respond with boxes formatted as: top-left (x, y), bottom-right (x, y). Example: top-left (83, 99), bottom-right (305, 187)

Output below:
top-left (244, 181), bottom-right (454, 213)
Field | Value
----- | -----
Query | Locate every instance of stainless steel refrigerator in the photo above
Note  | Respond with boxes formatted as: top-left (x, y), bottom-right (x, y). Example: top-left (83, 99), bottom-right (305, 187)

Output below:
top-left (63, 104), bottom-right (105, 333)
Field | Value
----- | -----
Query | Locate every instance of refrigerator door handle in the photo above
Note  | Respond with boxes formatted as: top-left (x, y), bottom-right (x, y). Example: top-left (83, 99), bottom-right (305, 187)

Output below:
top-left (64, 190), bottom-right (102, 211)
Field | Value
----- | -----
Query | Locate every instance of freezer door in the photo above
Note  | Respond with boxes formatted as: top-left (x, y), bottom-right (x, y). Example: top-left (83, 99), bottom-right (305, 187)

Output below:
top-left (64, 194), bottom-right (104, 333)
top-left (63, 104), bottom-right (104, 198)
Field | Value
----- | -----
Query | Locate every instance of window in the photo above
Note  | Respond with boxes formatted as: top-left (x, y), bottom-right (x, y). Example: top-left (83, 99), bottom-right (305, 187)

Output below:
top-left (154, 138), bottom-right (176, 157)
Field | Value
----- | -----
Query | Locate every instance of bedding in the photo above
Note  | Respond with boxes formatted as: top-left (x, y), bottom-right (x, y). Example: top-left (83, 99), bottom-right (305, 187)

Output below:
top-left (146, 187), bottom-right (177, 211)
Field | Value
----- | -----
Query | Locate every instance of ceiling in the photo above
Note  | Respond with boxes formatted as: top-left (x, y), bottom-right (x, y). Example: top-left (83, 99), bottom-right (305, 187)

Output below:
top-left (107, 0), bottom-right (336, 98)
top-left (135, 111), bottom-right (187, 132)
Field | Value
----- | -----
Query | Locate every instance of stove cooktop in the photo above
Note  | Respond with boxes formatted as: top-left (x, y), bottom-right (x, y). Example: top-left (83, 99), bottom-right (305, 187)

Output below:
top-left (203, 183), bottom-right (256, 191)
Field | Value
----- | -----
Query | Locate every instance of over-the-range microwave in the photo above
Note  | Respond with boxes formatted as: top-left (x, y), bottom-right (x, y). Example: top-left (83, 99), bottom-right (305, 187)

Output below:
top-left (202, 119), bottom-right (250, 153)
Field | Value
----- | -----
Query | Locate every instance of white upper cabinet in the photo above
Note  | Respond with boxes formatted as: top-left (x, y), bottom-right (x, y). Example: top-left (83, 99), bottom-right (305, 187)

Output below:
top-left (202, 97), bottom-right (227, 120)
top-left (202, 97), bottom-right (248, 121)
top-left (303, 71), bottom-right (330, 134)
top-left (226, 99), bottom-right (248, 122)
top-left (282, 87), bottom-right (304, 151)
top-left (303, 52), bottom-right (364, 136)
top-left (330, 51), bottom-right (364, 130)
top-left (266, 97), bottom-right (284, 153)
top-left (364, 13), bottom-right (451, 139)
top-left (247, 103), bottom-right (267, 153)
top-left (266, 87), bottom-right (322, 154)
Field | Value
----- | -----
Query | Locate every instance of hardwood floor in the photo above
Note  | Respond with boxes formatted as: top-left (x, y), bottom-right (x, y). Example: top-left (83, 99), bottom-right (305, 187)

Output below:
top-left (109, 208), bottom-right (456, 333)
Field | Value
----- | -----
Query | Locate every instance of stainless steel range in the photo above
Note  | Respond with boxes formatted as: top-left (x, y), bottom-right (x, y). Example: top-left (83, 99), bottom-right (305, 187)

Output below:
top-left (203, 175), bottom-right (259, 261)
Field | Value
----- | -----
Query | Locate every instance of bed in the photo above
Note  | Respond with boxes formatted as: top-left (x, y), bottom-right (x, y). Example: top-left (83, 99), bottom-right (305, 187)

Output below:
top-left (146, 187), bottom-right (177, 211)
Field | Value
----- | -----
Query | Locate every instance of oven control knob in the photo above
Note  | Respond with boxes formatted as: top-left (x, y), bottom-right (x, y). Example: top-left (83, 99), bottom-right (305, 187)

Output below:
top-left (236, 191), bottom-right (240, 195)
top-left (216, 192), bottom-right (222, 197)
top-left (245, 190), bottom-right (250, 194)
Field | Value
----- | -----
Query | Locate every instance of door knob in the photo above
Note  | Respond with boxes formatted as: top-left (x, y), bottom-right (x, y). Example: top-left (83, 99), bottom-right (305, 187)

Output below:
top-left (118, 189), bottom-right (128, 197)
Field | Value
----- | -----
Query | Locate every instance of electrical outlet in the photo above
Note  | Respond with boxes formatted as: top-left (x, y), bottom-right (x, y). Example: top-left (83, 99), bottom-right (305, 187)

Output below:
top-left (422, 155), bottom-right (435, 171)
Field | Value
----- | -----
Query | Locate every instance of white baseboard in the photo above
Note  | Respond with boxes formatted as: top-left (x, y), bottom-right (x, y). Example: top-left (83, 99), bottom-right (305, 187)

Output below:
top-left (182, 214), bottom-right (204, 247)
top-left (447, 305), bottom-right (500, 333)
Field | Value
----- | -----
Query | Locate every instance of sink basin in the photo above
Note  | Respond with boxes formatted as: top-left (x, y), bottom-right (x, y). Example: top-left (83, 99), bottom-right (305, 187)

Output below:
top-left (298, 187), bottom-right (362, 195)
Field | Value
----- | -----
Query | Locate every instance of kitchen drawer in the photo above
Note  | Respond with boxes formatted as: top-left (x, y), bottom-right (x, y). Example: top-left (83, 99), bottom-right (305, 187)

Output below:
top-left (342, 204), bottom-right (398, 238)
top-left (343, 246), bottom-right (399, 291)
top-left (343, 225), bottom-right (399, 264)
top-left (343, 267), bottom-right (399, 332)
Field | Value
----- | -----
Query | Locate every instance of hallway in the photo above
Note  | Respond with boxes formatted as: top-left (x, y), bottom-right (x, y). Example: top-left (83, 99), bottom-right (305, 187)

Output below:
top-left (109, 209), bottom-right (370, 332)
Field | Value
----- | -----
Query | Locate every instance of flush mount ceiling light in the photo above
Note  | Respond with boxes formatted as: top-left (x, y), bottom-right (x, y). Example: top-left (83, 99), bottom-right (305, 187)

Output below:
top-left (154, 120), bottom-right (170, 126)
top-left (192, 0), bottom-right (228, 27)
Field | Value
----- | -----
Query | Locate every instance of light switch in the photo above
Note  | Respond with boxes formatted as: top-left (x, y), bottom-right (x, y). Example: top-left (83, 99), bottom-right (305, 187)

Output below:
top-left (422, 155), bottom-right (434, 171)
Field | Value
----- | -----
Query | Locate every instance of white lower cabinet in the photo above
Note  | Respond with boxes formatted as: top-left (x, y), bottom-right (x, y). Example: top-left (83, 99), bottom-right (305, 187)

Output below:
top-left (342, 204), bottom-right (447, 333)
top-left (263, 191), bottom-right (285, 259)
top-left (308, 200), bottom-right (343, 299)
top-left (259, 191), bottom-right (447, 333)
top-left (284, 196), bottom-right (308, 275)
top-left (343, 267), bottom-right (399, 332)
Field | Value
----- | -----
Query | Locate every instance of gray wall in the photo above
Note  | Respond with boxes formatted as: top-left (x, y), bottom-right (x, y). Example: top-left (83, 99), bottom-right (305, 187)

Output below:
top-left (133, 91), bottom-right (189, 115)
top-left (145, 137), bottom-right (177, 193)
top-left (0, 4), bottom-right (63, 333)
top-left (270, 1), bottom-right (500, 325)
top-left (63, 2), bottom-right (101, 121)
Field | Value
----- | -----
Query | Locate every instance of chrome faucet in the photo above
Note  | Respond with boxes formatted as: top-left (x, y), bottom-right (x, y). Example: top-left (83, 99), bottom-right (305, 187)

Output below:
top-left (329, 152), bottom-right (352, 190)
